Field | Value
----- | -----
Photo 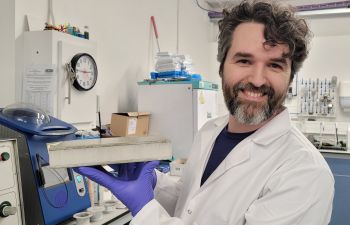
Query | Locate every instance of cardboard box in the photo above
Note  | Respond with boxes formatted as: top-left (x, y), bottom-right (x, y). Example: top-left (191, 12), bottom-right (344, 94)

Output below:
top-left (110, 112), bottom-right (150, 137)
top-left (170, 159), bottom-right (187, 176)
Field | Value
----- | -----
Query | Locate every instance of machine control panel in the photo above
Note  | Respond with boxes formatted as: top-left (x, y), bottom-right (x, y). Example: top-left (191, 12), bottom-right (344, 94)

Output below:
top-left (0, 144), bottom-right (15, 192)
top-left (0, 140), bottom-right (22, 225)
top-left (76, 175), bottom-right (83, 183)
top-left (73, 171), bottom-right (86, 197)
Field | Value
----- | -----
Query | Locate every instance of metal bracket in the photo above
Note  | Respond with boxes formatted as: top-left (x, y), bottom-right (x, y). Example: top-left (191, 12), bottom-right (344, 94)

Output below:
top-left (65, 63), bottom-right (76, 104)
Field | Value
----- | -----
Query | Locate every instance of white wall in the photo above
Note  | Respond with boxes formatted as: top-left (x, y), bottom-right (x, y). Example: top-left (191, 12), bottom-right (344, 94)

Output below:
top-left (14, 0), bottom-right (212, 124)
top-left (0, 0), bottom-right (15, 106)
top-left (11, 0), bottom-right (350, 124)
top-left (290, 12), bottom-right (350, 122)
top-left (207, 1), bottom-right (350, 120)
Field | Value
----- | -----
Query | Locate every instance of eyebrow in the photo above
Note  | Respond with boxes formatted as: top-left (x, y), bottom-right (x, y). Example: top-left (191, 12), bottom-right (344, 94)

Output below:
top-left (270, 57), bottom-right (288, 66)
top-left (233, 52), bottom-right (253, 58)
top-left (233, 52), bottom-right (288, 65)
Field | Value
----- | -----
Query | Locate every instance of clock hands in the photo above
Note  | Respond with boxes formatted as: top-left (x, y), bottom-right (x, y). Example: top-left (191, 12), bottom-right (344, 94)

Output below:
top-left (70, 53), bottom-right (97, 91)
top-left (76, 69), bottom-right (92, 74)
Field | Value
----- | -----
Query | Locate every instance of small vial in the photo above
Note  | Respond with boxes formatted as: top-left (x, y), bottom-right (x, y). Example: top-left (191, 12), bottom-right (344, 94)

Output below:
top-left (84, 25), bottom-right (90, 40)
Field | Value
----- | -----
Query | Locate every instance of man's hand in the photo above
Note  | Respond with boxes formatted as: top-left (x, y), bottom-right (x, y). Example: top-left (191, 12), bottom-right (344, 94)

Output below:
top-left (74, 161), bottom-right (159, 216)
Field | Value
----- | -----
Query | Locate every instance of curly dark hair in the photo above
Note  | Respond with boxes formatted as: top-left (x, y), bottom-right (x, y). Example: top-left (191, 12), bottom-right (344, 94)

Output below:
top-left (217, 0), bottom-right (311, 82)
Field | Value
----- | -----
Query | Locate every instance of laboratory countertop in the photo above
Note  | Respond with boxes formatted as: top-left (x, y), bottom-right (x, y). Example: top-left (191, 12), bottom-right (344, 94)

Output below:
top-left (320, 149), bottom-right (350, 155)
top-left (59, 208), bottom-right (132, 225)
top-left (320, 149), bottom-right (350, 160)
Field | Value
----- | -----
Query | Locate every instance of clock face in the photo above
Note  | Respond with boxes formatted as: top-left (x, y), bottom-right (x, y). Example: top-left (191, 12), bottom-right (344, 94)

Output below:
top-left (71, 53), bottom-right (98, 91)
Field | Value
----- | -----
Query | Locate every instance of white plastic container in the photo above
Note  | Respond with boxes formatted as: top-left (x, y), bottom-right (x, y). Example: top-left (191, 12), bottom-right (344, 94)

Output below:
top-left (73, 212), bottom-right (93, 225)
top-left (87, 206), bottom-right (104, 222)
top-left (103, 200), bottom-right (118, 213)
top-left (170, 159), bottom-right (187, 176)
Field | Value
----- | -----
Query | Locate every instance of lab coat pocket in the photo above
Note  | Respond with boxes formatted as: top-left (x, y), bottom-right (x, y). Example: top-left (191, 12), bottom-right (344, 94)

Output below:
top-left (195, 212), bottom-right (228, 225)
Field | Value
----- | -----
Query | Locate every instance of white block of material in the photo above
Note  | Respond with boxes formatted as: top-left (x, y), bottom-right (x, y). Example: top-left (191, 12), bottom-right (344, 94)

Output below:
top-left (47, 136), bottom-right (172, 168)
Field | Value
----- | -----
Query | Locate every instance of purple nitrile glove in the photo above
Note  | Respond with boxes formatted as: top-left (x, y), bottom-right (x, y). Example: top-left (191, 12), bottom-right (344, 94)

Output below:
top-left (74, 161), bottom-right (159, 216)
top-left (107, 162), bottom-right (157, 189)
top-left (109, 162), bottom-right (145, 181)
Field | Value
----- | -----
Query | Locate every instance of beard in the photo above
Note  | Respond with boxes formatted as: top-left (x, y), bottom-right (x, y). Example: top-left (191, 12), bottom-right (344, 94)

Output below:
top-left (222, 81), bottom-right (286, 125)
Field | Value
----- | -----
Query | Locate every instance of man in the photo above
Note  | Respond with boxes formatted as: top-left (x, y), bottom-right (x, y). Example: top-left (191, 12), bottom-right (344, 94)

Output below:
top-left (76, 1), bottom-right (334, 224)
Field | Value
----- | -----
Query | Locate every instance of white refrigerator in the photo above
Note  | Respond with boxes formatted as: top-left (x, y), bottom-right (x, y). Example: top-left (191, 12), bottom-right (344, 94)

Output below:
top-left (138, 80), bottom-right (218, 159)
top-left (16, 30), bottom-right (98, 130)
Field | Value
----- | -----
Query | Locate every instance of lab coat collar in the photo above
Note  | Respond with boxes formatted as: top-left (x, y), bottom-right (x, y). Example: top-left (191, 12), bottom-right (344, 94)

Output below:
top-left (192, 116), bottom-right (229, 190)
top-left (200, 143), bottom-right (251, 190)
top-left (196, 115), bottom-right (250, 191)
top-left (212, 109), bottom-right (291, 146)
top-left (213, 115), bottom-right (229, 127)
top-left (197, 109), bottom-right (291, 191)
top-left (250, 108), bottom-right (291, 146)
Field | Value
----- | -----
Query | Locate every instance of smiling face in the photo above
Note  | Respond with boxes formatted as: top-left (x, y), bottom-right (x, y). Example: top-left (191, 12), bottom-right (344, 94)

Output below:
top-left (222, 22), bottom-right (291, 131)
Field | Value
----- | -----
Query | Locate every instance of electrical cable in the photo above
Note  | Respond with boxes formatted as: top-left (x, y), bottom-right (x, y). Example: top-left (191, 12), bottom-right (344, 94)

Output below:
top-left (194, 0), bottom-right (220, 13)
top-left (176, 0), bottom-right (180, 54)
top-left (96, 95), bottom-right (102, 138)
top-left (50, 168), bottom-right (69, 205)
top-left (335, 122), bottom-right (339, 146)
top-left (37, 154), bottom-right (69, 208)
top-left (318, 122), bottom-right (324, 150)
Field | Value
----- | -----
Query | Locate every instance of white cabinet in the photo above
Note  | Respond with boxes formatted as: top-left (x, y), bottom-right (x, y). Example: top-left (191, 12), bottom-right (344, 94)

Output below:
top-left (138, 81), bottom-right (218, 159)
top-left (16, 31), bottom-right (97, 130)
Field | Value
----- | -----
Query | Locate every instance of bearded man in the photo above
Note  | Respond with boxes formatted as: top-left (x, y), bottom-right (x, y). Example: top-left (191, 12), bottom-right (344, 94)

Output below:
top-left (76, 1), bottom-right (334, 224)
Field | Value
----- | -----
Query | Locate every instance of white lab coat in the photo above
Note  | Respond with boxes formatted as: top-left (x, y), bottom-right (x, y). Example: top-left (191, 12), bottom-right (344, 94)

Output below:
top-left (131, 109), bottom-right (334, 225)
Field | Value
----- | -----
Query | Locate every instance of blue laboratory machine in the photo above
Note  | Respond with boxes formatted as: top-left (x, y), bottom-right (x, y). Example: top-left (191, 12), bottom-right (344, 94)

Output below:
top-left (0, 103), bottom-right (90, 225)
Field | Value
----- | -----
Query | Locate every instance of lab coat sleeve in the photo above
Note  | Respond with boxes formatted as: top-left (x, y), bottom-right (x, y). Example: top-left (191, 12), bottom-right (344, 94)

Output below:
top-left (244, 152), bottom-right (334, 225)
top-left (130, 200), bottom-right (187, 225)
top-left (130, 119), bottom-right (219, 225)
top-left (153, 170), bottom-right (183, 216)
top-left (129, 171), bottom-right (187, 225)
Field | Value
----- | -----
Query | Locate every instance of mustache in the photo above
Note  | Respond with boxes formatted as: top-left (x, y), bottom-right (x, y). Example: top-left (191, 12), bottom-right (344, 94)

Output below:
top-left (232, 82), bottom-right (275, 97)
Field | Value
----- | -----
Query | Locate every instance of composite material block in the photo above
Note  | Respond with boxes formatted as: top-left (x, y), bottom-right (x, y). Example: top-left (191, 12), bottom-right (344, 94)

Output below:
top-left (47, 136), bottom-right (172, 168)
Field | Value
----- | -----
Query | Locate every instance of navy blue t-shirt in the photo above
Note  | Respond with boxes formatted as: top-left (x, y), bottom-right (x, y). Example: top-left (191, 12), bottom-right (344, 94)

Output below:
top-left (200, 126), bottom-right (255, 186)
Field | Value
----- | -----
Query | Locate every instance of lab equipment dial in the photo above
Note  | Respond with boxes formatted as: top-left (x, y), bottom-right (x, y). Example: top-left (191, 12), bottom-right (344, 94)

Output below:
top-left (0, 201), bottom-right (17, 217)
top-left (0, 152), bottom-right (10, 161)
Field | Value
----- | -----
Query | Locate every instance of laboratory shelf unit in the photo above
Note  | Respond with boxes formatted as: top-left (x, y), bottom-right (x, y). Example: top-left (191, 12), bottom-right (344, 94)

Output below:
top-left (0, 139), bottom-right (23, 225)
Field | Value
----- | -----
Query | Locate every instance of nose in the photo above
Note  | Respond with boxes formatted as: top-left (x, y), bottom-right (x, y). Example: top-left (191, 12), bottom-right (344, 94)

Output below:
top-left (247, 64), bottom-right (267, 87)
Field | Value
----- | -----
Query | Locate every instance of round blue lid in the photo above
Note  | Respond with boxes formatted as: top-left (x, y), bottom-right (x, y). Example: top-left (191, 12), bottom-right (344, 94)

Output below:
top-left (2, 103), bottom-right (50, 126)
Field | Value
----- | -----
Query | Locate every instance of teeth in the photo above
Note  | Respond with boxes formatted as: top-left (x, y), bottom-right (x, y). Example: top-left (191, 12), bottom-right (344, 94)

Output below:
top-left (246, 91), bottom-right (263, 97)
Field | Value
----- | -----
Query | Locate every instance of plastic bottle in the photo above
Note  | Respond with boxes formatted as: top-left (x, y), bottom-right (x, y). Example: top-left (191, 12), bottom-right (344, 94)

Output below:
top-left (84, 25), bottom-right (89, 40)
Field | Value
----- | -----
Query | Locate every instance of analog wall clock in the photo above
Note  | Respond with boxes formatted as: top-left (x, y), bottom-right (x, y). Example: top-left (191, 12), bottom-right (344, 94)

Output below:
top-left (68, 53), bottom-right (98, 91)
